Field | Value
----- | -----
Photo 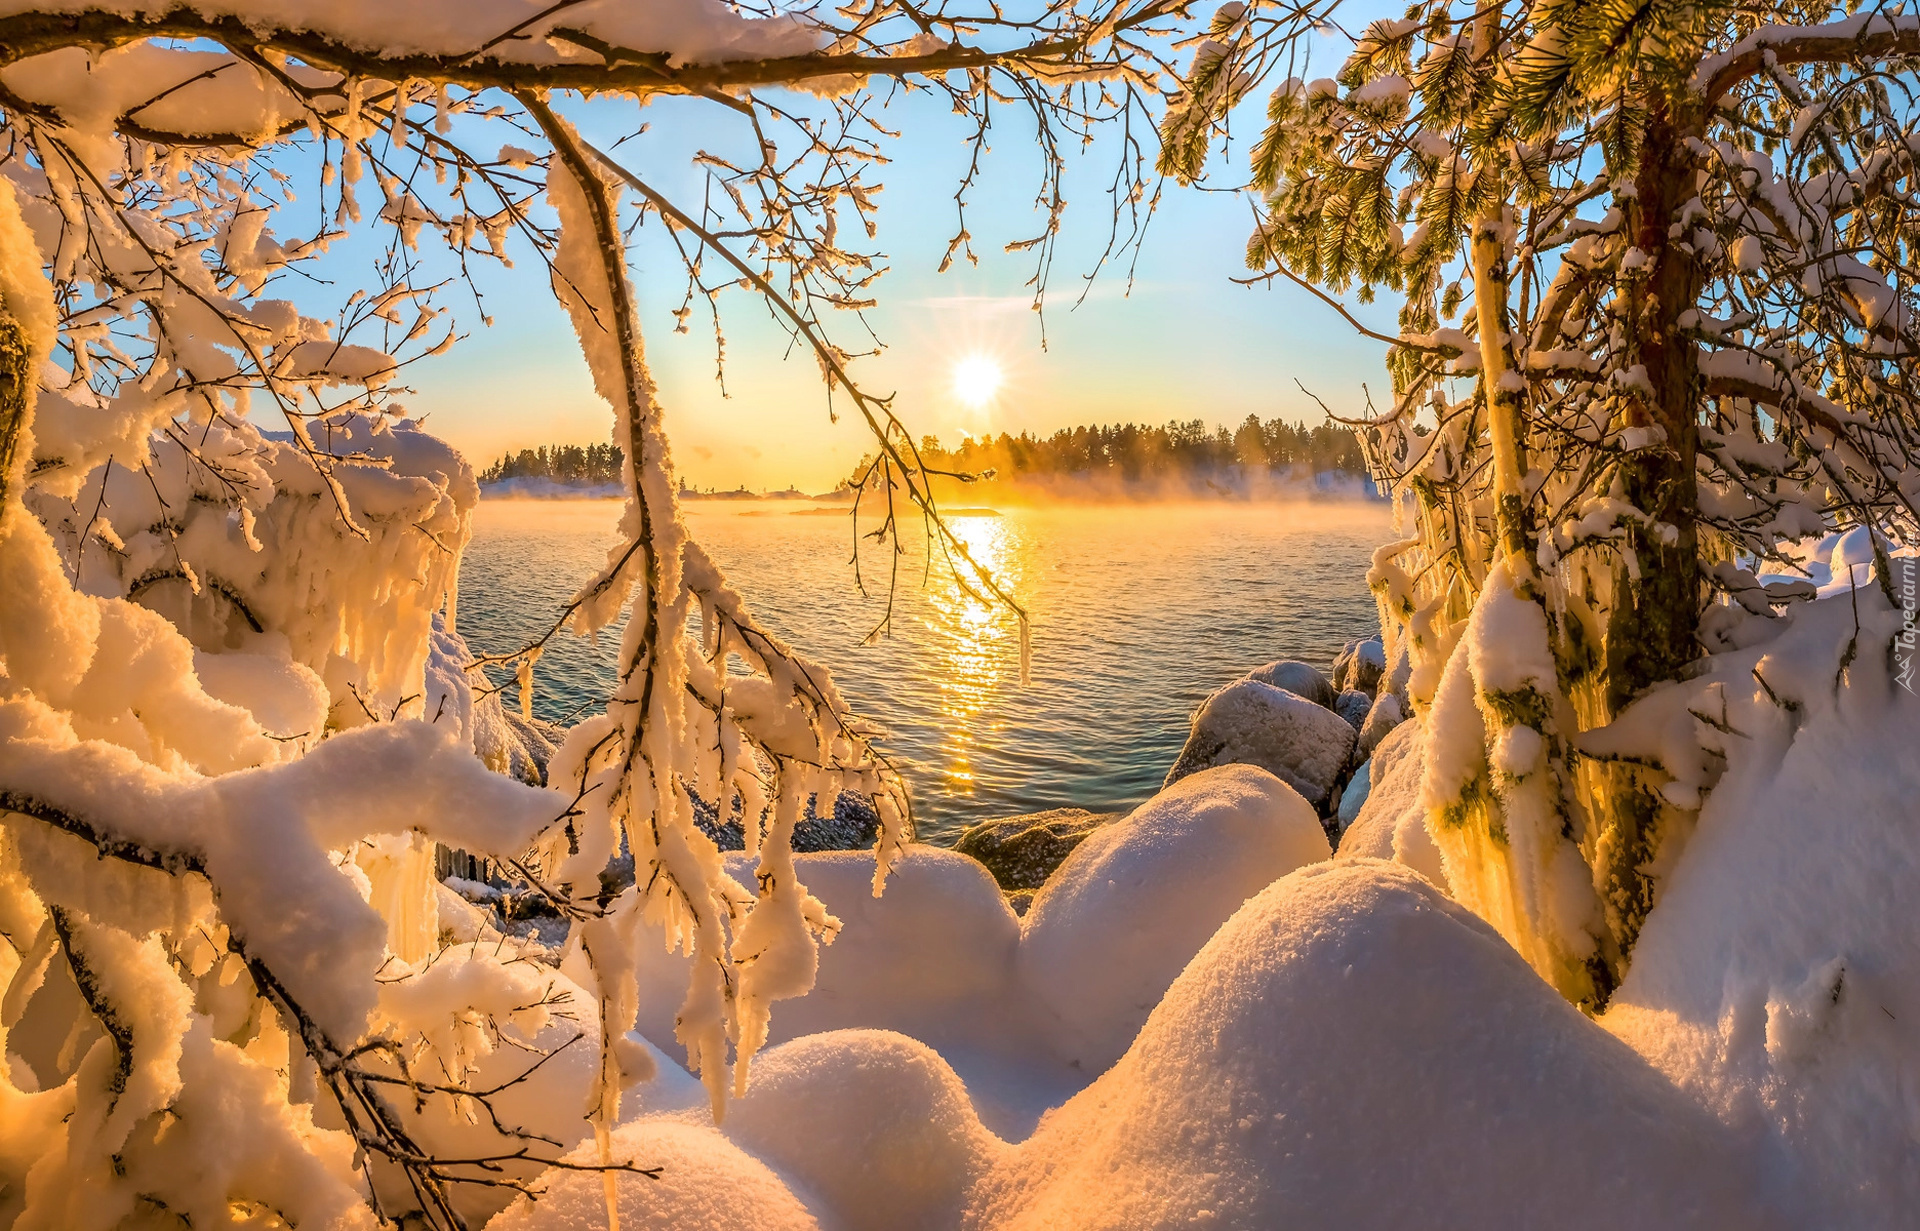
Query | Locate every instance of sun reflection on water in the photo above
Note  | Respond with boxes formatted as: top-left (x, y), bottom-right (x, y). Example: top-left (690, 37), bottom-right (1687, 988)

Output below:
top-left (922, 514), bottom-right (1021, 793)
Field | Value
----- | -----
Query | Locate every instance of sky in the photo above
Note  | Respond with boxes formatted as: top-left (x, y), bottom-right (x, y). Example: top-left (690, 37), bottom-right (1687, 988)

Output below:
top-left (374, 60), bottom-right (1397, 493)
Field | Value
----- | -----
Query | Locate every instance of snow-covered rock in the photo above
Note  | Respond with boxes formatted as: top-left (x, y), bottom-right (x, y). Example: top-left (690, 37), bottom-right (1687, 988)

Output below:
top-left (973, 861), bottom-right (1785, 1230)
top-left (1246, 657), bottom-right (1338, 707)
top-left (953, 806), bottom-right (1123, 892)
top-left (1333, 634), bottom-right (1386, 695)
top-left (1020, 765), bottom-right (1330, 1072)
top-left (1358, 688), bottom-right (1405, 757)
top-left (1164, 677), bottom-right (1357, 807)
top-left (629, 778), bottom-right (1338, 1128)
top-left (1333, 686), bottom-right (1372, 730)
top-left (627, 848), bottom-right (1036, 1074)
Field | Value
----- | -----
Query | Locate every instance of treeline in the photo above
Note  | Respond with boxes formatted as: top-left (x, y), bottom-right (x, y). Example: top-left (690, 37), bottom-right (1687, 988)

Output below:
top-left (479, 442), bottom-right (623, 485)
top-left (851, 416), bottom-right (1367, 486)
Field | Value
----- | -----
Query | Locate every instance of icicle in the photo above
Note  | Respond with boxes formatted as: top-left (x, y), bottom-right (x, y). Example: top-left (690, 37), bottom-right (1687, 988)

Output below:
top-left (516, 645), bottom-right (542, 721)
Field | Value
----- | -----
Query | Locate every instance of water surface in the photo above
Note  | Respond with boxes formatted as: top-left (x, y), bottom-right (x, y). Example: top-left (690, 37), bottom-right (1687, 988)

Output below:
top-left (458, 499), bottom-right (1393, 843)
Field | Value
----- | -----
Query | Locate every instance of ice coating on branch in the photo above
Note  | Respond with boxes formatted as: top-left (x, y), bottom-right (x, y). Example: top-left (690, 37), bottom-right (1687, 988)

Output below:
top-left (538, 117), bottom-right (905, 1128)
top-left (0, 0), bottom-right (822, 72)
top-left (1418, 560), bottom-right (1606, 1003)
top-left (37, 414), bottom-right (476, 728)
top-left (0, 707), bottom-right (558, 1039)
top-left (1, 915), bottom-right (376, 1231)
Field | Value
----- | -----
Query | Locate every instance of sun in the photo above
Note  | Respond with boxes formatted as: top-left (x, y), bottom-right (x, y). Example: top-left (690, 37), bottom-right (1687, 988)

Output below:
top-left (951, 354), bottom-right (1004, 408)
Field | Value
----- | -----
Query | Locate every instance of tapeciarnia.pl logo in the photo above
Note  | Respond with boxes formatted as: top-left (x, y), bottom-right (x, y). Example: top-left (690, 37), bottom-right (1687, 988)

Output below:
top-left (1899, 556), bottom-right (1917, 694)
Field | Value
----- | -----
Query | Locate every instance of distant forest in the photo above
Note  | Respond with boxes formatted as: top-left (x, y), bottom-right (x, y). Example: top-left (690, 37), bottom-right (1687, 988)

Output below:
top-left (479, 442), bottom-right (623, 485)
top-left (850, 416), bottom-right (1368, 486)
top-left (480, 417), bottom-right (1369, 493)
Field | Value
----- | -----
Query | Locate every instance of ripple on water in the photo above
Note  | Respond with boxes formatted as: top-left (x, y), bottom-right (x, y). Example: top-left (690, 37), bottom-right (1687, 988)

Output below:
top-left (457, 498), bottom-right (1394, 844)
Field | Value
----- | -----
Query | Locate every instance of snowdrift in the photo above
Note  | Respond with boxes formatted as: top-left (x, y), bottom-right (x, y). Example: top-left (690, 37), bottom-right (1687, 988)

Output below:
top-left (508, 863), bottom-right (1781, 1230)
top-left (1599, 580), bottom-right (1920, 1228)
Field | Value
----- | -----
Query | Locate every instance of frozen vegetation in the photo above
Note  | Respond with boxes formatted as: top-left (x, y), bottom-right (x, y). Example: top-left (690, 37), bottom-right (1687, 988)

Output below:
top-left (1, 0), bottom-right (1919, 1229)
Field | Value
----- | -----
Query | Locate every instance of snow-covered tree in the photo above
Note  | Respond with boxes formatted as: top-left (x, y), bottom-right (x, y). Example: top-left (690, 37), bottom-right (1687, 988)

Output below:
top-left (1165, 0), bottom-right (1920, 1006)
top-left (0, 3), bottom-right (1192, 1226)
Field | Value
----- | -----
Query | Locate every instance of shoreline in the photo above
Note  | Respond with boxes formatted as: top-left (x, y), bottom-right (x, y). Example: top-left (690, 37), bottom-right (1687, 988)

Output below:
top-left (477, 479), bottom-right (1391, 507)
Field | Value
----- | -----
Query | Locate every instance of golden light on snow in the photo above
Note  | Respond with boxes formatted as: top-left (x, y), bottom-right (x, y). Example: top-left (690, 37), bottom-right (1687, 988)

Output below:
top-left (951, 353), bottom-right (1004, 408)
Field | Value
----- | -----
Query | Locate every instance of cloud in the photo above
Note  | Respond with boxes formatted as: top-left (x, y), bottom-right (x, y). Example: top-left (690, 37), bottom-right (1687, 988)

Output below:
top-left (913, 293), bottom-right (1033, 315)
top-left (913, 280), bottom-right (1154, 314)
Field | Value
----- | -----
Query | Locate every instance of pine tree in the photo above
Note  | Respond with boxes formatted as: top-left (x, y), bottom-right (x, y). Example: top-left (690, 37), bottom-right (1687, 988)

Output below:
top-left (1166, 0), bottom-right (1920, 1005)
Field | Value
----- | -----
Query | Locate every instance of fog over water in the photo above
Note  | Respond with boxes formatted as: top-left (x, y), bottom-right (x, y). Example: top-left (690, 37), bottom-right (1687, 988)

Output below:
top-left (458, 498), bottom-right (1395, 843)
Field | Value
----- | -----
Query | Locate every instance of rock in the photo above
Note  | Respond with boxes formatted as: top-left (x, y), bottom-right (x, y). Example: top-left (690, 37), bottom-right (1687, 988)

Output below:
top-left (692, 789), bottom-right (885, 852)
top-left (954, 806), bottom-right (1124, 892)
top-left (1332, 635), bottom-right (1386, 696)
top-left (1246, 659), bottom-right (1337, 709)
top-left (1165, 678), bottom-right (1357, 810)
top-left (1333, 688), bottom-right (1372, 731)
top-left (1335, 759), bottom-right (1370, 833)
top-left (1006, 888), bottom-right (1038, 917)
top-left (1358, 690), bottom-right (1405, 758)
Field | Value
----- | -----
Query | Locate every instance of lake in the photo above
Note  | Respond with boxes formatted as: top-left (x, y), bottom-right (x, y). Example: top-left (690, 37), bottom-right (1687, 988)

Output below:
top-left (457, 498), bottom-right (1395, 844)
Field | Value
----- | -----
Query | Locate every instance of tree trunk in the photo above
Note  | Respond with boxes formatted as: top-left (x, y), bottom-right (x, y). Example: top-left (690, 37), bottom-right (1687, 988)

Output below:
top-left (1578, 107), bottom-right (1706, 972)
top-left (1472, 209), bottom-right (1534, 567)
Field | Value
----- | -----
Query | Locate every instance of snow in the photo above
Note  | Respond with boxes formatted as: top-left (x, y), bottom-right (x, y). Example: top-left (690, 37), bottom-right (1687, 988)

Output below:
top-left (1165, 678), bottom-right (1357, 807)
top-left (619, 845), bottom-right (1069, 1133)
top-left (726, 1030), bottom-right (1008, 1231)
top-left (1334, 718), bottom-right (1445, 885)
top-left (1020, 765), bottom-right (1330, 1072)
top-left (493, 860), bottom-right (1799, 1231)
top-left (1600, 586), bottom-right (1920, 1228)
top-left (487, 1119), bottom-right (828, 1231)
top-left (973, 862), bottom-right (1785, 1230)
top-left (2, 4), bottom-right (1917, 1219)
top-left (1418, 559), bottom-right (1606, 1002)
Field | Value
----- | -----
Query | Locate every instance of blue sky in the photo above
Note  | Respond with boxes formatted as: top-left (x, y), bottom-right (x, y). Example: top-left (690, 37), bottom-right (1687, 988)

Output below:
top-left (387, 66), bottom-right (1395, 491)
